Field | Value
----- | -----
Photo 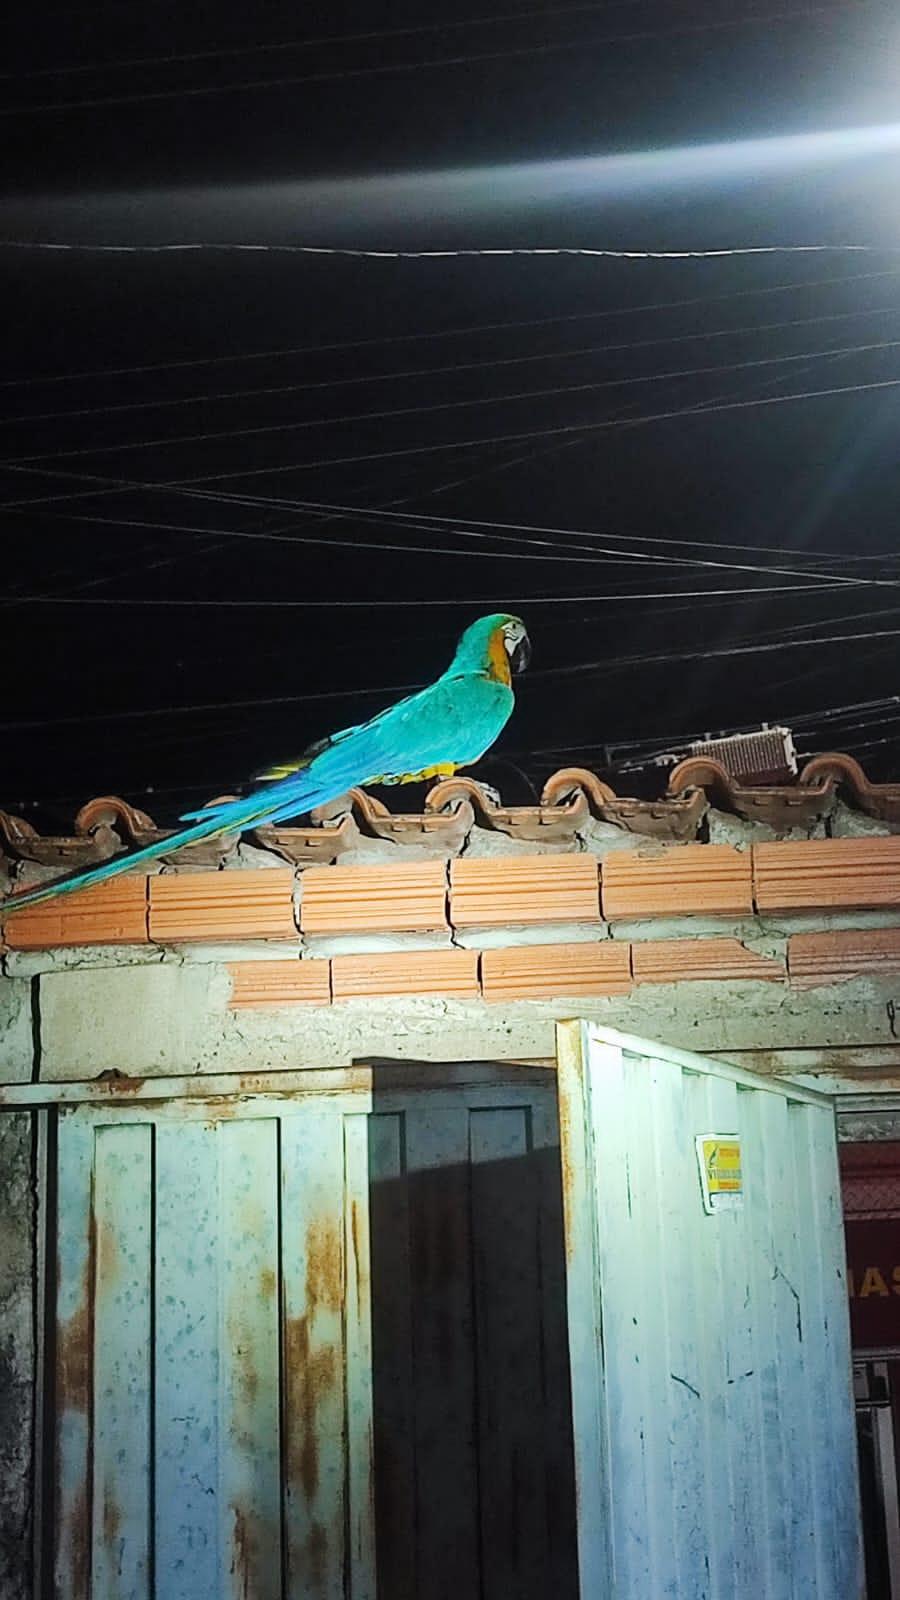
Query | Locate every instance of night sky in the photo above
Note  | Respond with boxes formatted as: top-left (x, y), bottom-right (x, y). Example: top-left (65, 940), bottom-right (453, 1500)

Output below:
top-left (2, 0), bottom-right (900, 827)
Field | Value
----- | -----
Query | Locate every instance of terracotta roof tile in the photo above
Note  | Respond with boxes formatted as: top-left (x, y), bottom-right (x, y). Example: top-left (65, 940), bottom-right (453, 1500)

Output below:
top-left (788, 928), bottom-right (900, 988)
top-left (331, 948), bottom-right (479, 1001)
top-left (668, 751), bottom-right (900, 829)
top-left (299, 860), bottom-right (448, 935)
top-left (251, 786), bottom-right (472, 864)
top-left (2, 877), bottom-right (148, 950)
top-left (148, 869), bottom-right (296, 942)
top-left (3, 752), bottom-right (900, 882)
top-left (542, 768), bottom-right (707, 840)
top-left (753, 838), bottom-right (900, 913)
top-left (631, 937), bottom-right (783, 985)
top-left (601, 844), bottom-right (753, 921)
top-left (481, 941), bottom-right (631, 1000)
top-left (449, 855), bottom-right (601, 927)
top-left (227, 959), bottom-right (330, 1008)
top-left (667, 758), bottom-right (831, 830)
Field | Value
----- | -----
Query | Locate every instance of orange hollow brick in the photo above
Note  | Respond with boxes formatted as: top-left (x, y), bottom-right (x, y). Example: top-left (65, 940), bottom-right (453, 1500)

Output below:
top-left (331, 948), bottom-right (479, 1001)
top-left (481, 941), bottom-right (631, 1001)
top-left (149, 869), bottom-right (297, 942)
top-left (601, 845), bottom-right (753, 921)
top-left (300, 861), bottom-right (449, 935)
top-left (450, 855), bottom-right (601, 928)
top-left (3, 874), bottom-right (149, 950)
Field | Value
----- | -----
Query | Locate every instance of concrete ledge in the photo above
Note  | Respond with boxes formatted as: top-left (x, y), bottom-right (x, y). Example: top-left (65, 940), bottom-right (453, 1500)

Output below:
top-left (28, 967), bottom-right (900, 1080)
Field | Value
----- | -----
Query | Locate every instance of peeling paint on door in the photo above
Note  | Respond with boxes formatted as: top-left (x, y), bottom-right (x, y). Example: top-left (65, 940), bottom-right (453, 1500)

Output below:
top-left (49, 1067), bottom-right (579, 1600)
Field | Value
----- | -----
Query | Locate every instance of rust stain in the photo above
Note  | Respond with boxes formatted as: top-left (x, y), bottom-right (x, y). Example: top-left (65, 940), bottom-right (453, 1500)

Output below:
top-left (57, 1216), bottom-right (94, 1408)
top-left (350, 1200), bottom-right (369, 1305)
top-left (730, 1045), bottom-right (900, 1083)
top-left (60, 1479), bottom-right (90, 1600)
top-left (206, 1099), bottom-right (239, 1120)
top-left (305, 1520), bottom-right (329, 1589)
top-left (102, 1487), bottom-right (121, 1549)
top-left (238, 1353), bottom-right (260, 1407)
top-left (95, 1214), bottom-right (120, 1287)
top-left (259, 1265), bottom-right (277, 1300)
top-left (284, 1314), bottom-right (339, 1500)
top-left (57, 1297), bottom-right (91, 1407)
top-left (226, 1315), bottom-right (261, 1421)
top-left (230, 1504), bottom-right (256, 1600)
top-left (305, 1216), bottom-right (342, 1314)
top-left (557, 1087), bottom-right (578, 1263)
top-left (93, 1068), bottom-right (148, 1095)
top-left (103, 1074), bottom-right (147, 1095)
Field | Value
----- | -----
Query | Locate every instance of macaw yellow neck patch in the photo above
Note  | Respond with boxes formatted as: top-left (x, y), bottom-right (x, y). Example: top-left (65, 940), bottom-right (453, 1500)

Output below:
top-left (487, 629), bottom-right (511, 685)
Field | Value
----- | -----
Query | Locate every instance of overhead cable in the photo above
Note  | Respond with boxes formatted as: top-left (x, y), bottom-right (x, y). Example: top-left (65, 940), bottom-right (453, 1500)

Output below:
top-left (3, 266), bottom-right (894, 391)
top-left (1, 3), bottom-right (862, 115)
top-left (7, 299), bottom-right (900, 428)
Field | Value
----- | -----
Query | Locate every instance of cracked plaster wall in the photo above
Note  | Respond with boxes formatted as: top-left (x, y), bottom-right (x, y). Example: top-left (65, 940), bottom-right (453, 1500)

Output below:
top-left (1, 961), bottom-right (897, 1080)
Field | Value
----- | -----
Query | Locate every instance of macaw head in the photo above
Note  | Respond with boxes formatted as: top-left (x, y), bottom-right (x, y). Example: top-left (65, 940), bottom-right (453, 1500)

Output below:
top-left (451, 613), bottom-right (532, 681)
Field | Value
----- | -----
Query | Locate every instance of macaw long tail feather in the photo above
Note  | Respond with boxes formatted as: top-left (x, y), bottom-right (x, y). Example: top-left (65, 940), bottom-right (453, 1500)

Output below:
top-left (0, 794), bottom-right (287, 917)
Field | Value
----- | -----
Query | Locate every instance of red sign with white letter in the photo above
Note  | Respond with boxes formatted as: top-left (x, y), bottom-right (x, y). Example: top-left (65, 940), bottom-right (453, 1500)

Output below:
top-left (845, 1218), bottom-right (900, 1349)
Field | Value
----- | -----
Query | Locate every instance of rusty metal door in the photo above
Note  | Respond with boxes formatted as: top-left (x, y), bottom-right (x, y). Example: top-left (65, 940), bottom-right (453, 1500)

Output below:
top-left (49, 1067), bottom-right (579, 1600)
top-left (53, 1090), bottom-right (375, 1600)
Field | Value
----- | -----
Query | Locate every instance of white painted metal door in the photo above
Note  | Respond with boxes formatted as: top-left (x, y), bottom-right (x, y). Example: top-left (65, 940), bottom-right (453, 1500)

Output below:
top-left (557, 1022), bottom-right (864, 1600)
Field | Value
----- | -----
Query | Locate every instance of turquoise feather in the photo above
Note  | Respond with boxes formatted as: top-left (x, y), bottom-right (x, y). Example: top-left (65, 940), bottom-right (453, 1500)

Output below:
top-left (1, 613), bottom-right (529, 916)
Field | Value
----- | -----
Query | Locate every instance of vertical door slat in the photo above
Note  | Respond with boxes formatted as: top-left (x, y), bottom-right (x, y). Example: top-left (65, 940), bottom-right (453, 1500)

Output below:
top-left (406, 1107), bottom-right (480, 1599)
top-left (219, 1118), bottom-right (282, 1600)
top-left (155, 1119), bottom-right (221, 1600)
top-left (54, 1115), bottom-right (95, 1600)
top-left (281, 1111), bottom-right (347, 1600)
top-left (369, 1112), bottom-right (416, 1599)
top-left (344, 1113), bottom-right (376, 1600)
top-left (91, 1122), bottom-right (153, 1600)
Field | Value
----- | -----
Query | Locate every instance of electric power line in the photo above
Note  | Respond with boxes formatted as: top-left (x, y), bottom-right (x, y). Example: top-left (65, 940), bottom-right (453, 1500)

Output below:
top-left (8, 298), bottom-right (900, 429)
top-left (183, 485), bottom-right (900, 580)
top-left (1, 0), bottom-right (653, 82)
top-left (6, 338), bottom-right (900, 476)
top-left (2, 238), bottom-right (892, 262)
top-left (3, 265), bottom-right (894, 392)
top-left (0, 2), bottom-right (862, 116)
top-left (4, 623), bottom-right (900, 733)
top-left (3, 467), bottom-right (886, 591)
top-left (533, 625), bottom-right (900, 679)
top-left (5, 582), bottom-right (852, 609)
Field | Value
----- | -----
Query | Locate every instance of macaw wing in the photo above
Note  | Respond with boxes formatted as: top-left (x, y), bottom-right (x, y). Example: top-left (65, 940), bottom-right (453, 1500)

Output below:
top-left (179, 673), bottom-right (511, 827)
top-left (178, 684), bottom-right (432, 824)
top-left (260, 673), bottom-right (512, 824)
top-left (253, 677), bottom-right (444, 784)
top-left (253, 723), bottom-right (365, 783)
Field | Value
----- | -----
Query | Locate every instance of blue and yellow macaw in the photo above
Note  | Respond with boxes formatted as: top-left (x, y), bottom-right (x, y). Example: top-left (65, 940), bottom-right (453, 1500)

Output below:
top-left (2, 613), bottom-right (530, 915)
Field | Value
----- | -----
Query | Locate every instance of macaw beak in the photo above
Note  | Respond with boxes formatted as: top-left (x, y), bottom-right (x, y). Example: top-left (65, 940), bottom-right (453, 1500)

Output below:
top-left (510, 632), bottom-right (532, 675)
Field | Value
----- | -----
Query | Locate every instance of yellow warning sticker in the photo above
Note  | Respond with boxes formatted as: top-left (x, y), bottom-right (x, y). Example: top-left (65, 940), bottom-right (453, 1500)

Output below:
top-left (696, 1135), bottom-right (743, 1213)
